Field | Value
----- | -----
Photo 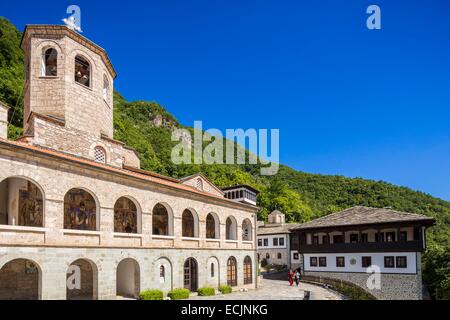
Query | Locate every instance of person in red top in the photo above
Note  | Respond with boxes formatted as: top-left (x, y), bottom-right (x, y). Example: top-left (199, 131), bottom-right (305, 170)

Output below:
top-left (288, 269), bottom-right (294, 286)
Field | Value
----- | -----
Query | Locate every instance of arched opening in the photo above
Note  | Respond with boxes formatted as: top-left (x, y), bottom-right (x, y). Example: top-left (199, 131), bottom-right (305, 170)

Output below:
top-left (152, 203), bottom-right (173, 236)
top-left (64, 188), bottom-right (98, 231)
top-left (42, 48), bottom-right (57, 76)
top-left (114, 197), bottom-right (139, 234)
top-left (75, 55), bottom-right (91, 87)
top-left (242, 218), bottom-right (253, 241)
top-left (182, 209), bottom-right (198, 238)
top-left (183, 258), bottom-right (198, 292)
top-left (66, 259), bottom-right (98, 300)
top-left (116, 258), bottom-right (140, 299)
top-left (206, 213), bottom-right (219, 239)
top-left (0, 259), bottom-right (41, 300)
top-left (226, 216), bottom-right (237, 240)
top-left (227, 257), bottom-right (237, 287)
top-left (0, 177), bottom-right (44, 227)
top-left (243, 256), bottom-right (253, 284)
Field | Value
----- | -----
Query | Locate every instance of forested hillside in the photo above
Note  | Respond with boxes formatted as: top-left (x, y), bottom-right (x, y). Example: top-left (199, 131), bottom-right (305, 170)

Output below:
top-left (1, 17), bottom-right (448, 299)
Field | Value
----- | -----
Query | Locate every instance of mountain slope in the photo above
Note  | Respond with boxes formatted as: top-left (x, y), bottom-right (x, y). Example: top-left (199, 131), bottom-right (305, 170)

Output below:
top-left (1, 17), bottom-right (449, 299)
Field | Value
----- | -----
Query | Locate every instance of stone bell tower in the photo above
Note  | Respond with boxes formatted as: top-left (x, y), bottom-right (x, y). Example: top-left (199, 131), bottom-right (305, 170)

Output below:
top-left (21, 25), bottom-right (116, 139)
top-left (18, 25), bottom-right (140, 169)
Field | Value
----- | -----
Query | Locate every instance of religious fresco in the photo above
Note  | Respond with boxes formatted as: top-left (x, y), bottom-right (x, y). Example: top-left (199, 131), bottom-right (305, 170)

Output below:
top-left (64, 189), bottom-right (97, 230)
top-left (18, 181), bottom-right (43, 227)
top-left (114, 197), bottom-right (137, 233)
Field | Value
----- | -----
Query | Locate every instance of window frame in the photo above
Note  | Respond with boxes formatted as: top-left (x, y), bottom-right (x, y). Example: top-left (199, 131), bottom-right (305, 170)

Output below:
top-left (319, 257), bottom-right (327, 267)
top-left (336, 256), bottom-right (345, 268)
top-left (310, 257), bottom-right (318, 267)
top-left (396, 256), bottom-right (407, 268)
top-left (362, 256), bottom-right (372, 268)
top-left (384, 256), bottom-right (395, 268)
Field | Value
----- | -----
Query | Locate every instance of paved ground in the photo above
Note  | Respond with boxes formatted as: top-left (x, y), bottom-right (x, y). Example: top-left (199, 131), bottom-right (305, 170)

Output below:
top-left (189, 278), bottom-right (345, 300)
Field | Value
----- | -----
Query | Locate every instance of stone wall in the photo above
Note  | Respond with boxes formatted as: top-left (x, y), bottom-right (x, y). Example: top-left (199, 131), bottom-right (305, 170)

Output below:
top-left (0, 246), bottom-right (257, 300)
top-left (304, 270), bottom-right (422, 300)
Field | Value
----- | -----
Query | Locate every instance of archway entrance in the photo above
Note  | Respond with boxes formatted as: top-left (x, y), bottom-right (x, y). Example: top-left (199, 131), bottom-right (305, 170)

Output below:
top-left (0, 259), bottom-right (41, 300)
top-left (66, 259), bottom-right (98, 300)
top-left (116, 258), bottom-right (140, 298)
top-left (183, 258), bottom-right (198, 292)
top-left (227, 257), bottom-right (237, 287)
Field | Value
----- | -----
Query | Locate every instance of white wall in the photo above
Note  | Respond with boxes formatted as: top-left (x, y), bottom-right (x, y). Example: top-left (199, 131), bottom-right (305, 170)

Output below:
top-left (257, 234), bottom-right (287, 249)
top-left (304, 252), bottom-right (417, 274)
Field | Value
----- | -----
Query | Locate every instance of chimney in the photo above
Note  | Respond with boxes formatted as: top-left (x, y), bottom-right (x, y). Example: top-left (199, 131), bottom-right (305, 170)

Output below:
top-left (0, 102), bottom-right (9, 140)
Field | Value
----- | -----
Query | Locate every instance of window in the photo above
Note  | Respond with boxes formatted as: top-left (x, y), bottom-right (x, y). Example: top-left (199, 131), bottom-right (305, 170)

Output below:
top-left (399, 231), bottom-right (408, 242)
top-left (103, 74), bottom-right (110, 103)
top-left (350, 234), bottom-right (359, 243)
top-left (333, 235), bottom-right (344, 244)
top-left (385, 232), bottom-right (396, 242)
top-left (196, 178), bottom-right (203, 190)
top-left (310, 257), bottom-right (318, 267)
top-left (322, 235), bottom-right (329, 244)
top-left (242, 219), bottom-right (252, 241)
top-left (75, 56), bottom-right (91, 87)
top-left (361, 233), bottom-right (368, 243)
top-left (273, 238), bottom-right (279, 246)
top-left (258, 239), bottom-right (262, 247)
top-left (211, 263), bottom-right (214, 278)
top-left (362, 256), bottom-right (372, 268)
top-left (336, 257), bottom-right (345, 267)
top-left (293, 253), bottom-right (299, 260)
top-left (263, 238), bottom-right (268, 246)
top-left (384, 256), bottom-right (395, 268)
top-left (42, 48), bottom-right (57, 76)
top-left (396, 256), bottom-right (407, 268)
top-left (265, 253), bottom-right (270, 259)
top-left (277, 253), bottom-right (282, 259)
top-left (279, 237), bottom-right (285, 246)
top-left (319, 257), bottom-right (327, 267)
top-left (160, 265), bottom-right (165, 278)
top-left (312, 236), bottom-right (319, 245)
top-left (94, 146), bottom-right (106, 164)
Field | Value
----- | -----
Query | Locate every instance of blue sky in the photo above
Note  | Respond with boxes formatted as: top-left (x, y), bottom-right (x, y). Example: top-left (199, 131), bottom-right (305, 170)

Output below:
top-left (2, 0), bottom-right (450, 200)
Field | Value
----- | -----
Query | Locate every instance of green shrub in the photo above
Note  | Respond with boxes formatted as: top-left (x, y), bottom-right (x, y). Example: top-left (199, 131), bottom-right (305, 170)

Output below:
top-left (197, 287), bottom-right (215, 296)
top-left (168, 288), bottom-right (190, 300)
top-left (219, 285), bottom-right (232, 294)
top-left (139, 289), bottom-right (164, 300)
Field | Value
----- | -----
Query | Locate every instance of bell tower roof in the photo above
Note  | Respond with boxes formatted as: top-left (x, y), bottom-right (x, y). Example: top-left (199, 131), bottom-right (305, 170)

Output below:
top-left (20, 24), bottom-right (116, 79)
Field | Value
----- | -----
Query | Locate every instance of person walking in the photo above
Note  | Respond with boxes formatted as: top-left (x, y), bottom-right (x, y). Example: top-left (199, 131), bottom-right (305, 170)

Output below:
top-left (294, 270), bottom-right (300, 286)
top-left (288, 269), bottom-right (294, 286)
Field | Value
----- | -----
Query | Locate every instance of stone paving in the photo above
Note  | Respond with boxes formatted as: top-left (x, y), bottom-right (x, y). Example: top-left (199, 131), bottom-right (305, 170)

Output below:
top-left (189, 278), bottom-right (345, 300)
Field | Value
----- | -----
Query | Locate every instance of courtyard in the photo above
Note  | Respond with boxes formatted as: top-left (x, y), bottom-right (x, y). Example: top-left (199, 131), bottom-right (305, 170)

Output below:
top-left (188, 278), bottom-right (345, 300)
